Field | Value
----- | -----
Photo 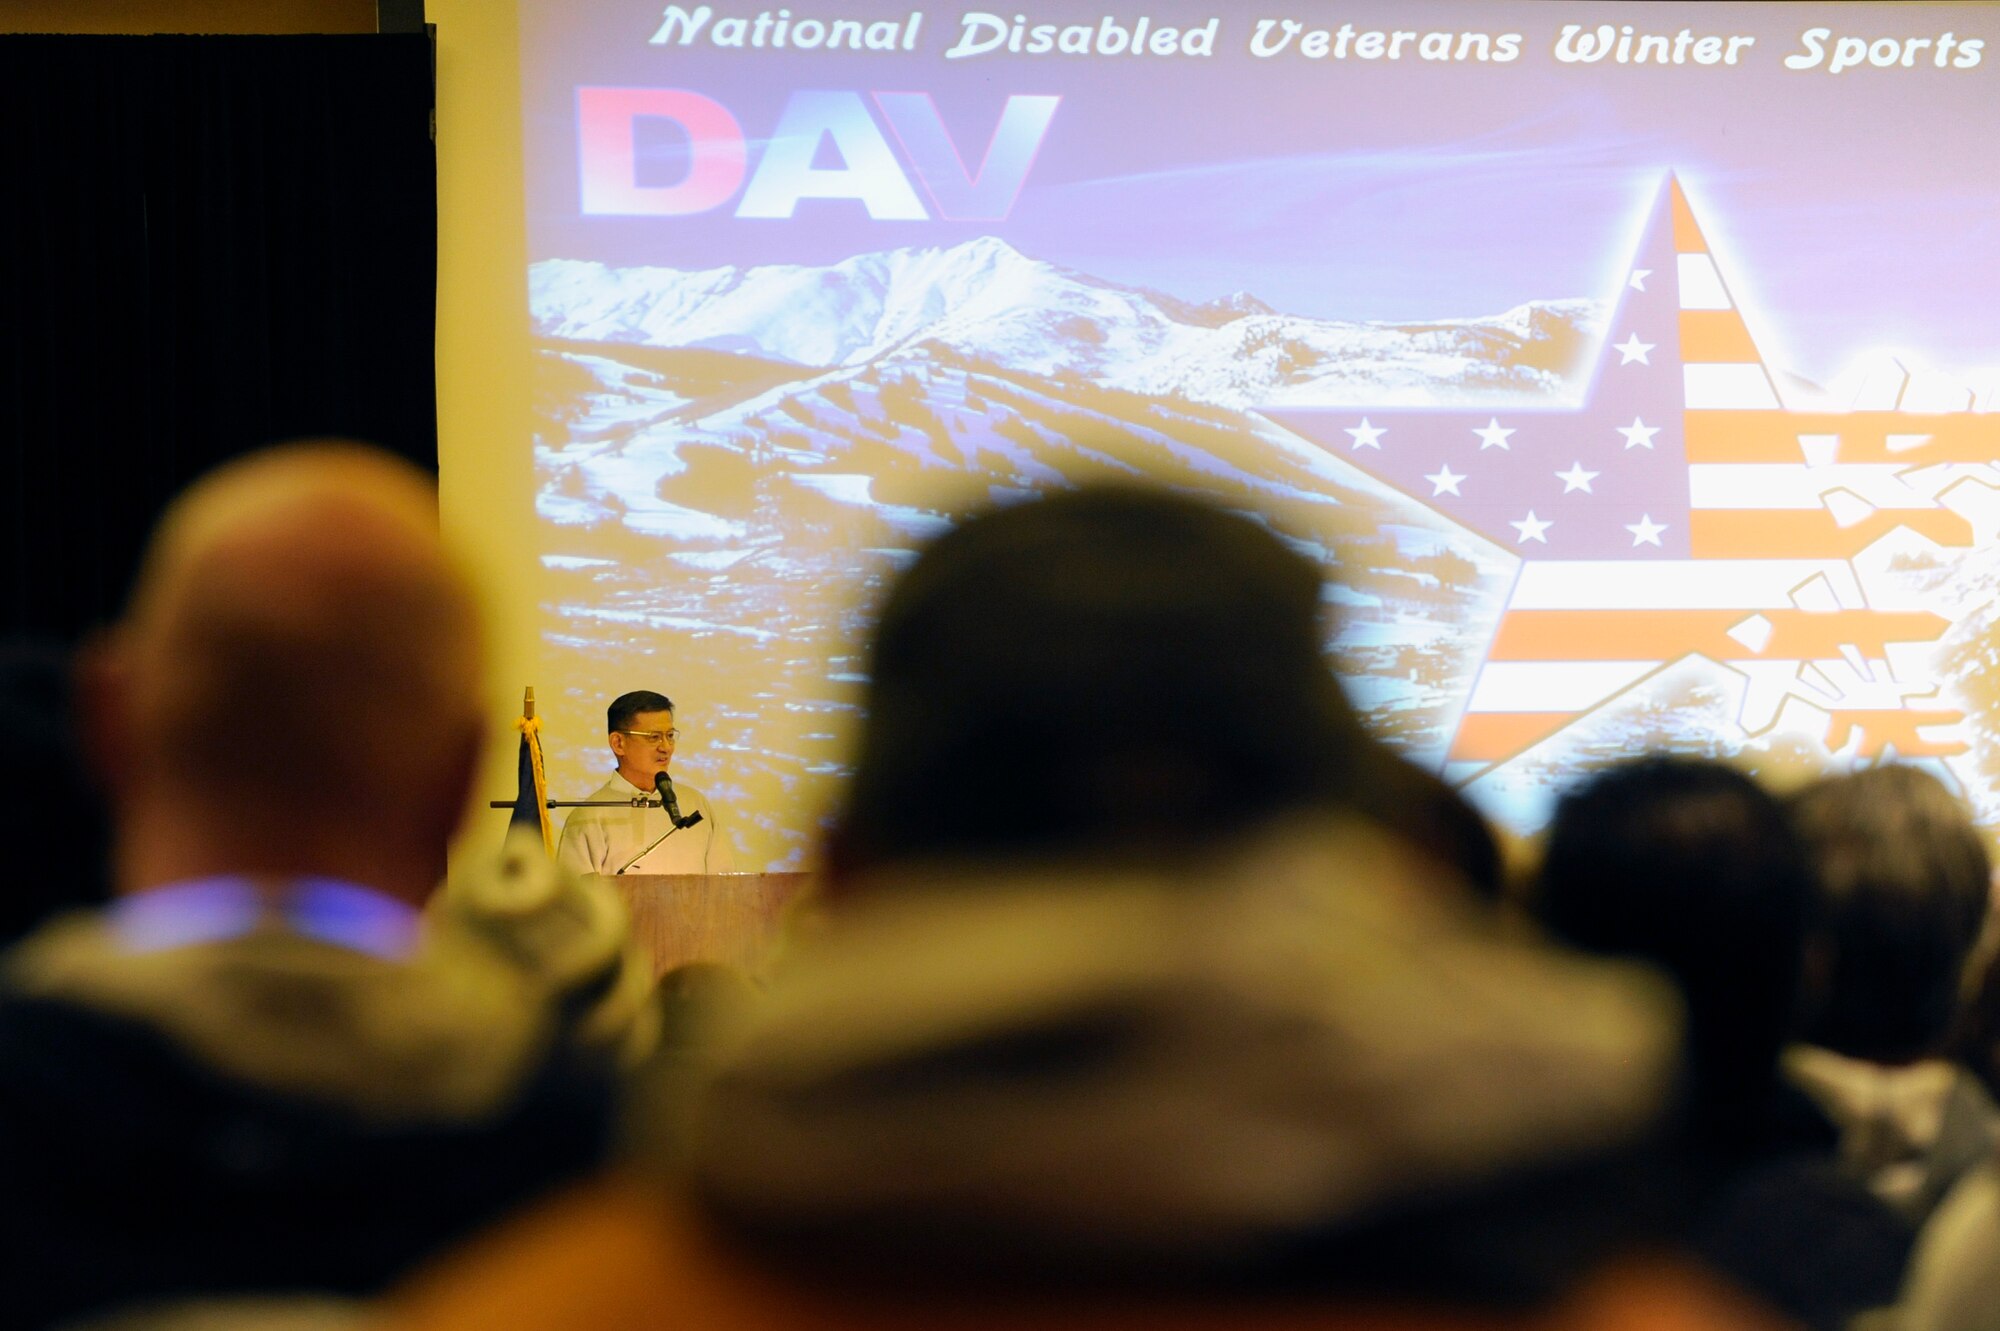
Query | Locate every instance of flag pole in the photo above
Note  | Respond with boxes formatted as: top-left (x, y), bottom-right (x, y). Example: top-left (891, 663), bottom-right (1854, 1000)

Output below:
top-left (509, 686), bottom-right (557, 857)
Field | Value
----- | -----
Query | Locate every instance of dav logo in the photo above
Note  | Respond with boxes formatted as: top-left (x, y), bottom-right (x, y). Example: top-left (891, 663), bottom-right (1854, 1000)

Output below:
top-left (577, 88), bottom-right (1060, 220)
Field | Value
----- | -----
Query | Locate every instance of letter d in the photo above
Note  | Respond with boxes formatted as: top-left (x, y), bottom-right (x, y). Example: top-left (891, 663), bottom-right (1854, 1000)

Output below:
top-left (578, 87), bottom-right (745, 216)
top-left (946, 11), bottom-right (1007, 58)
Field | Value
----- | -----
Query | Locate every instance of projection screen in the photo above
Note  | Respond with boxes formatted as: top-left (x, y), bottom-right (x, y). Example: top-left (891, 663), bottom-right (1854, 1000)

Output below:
top-left (436, 1), bottom-right (2000, 867)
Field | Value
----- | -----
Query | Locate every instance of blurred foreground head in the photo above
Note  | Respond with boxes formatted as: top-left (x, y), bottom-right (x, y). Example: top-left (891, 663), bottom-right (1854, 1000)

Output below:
top-left (834, 485), bottom-right (1372, 875)
top-left (687, 487), bottom-right (1683, 1301)
top-left (1789, 764), bottom-right (1991, 1064)
top-left (1533, 756), bottom-right (1815, 1134)
top-left (82, 443), bottom-right (485, 905)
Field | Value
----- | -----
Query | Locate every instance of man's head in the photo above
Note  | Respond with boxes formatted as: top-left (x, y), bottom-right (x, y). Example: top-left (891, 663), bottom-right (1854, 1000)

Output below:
top-left (607, 689), bottom-right (676, 789)
top-left (832, 484), bottom-right (1373, 875)
top-left (82, 443), bottom-right (485, 906)
top-left (1532, 756), bottom-right (1817, 1128)
top-left (1789, 764), bottom-right (1992, 1063)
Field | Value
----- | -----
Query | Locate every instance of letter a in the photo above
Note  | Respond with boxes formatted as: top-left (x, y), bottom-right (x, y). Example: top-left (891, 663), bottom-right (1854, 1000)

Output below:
top-left (736, 90), bottom-right (928, 219)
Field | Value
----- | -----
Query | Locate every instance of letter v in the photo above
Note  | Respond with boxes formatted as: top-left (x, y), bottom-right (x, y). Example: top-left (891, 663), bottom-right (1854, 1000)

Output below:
top-left (872, 93), bottom-right (1060, 221)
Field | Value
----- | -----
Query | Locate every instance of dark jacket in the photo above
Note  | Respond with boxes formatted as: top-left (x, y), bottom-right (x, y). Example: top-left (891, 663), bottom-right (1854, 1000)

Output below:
top-left (0, 914), bottom-right (617, 1329)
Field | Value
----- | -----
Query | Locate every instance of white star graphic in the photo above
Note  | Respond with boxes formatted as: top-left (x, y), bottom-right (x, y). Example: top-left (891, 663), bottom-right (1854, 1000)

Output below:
top-left (1425, 464), bottom-right (1465, 497)
top-left (1344, 418), bottom-right (1385, 450)
top-left (1628, 269), bottom-right (1652, 292)
top-left (1555, 462), bottom-right (1599, 494)
top-left (1614, 334), bottom-right (1655, 365)
top-left (1617, 417), bottom-right (1661, 450)
top-left (1473, 418), bottom-right (1515, 450)
top-left (1510, 511), bottom-right (1552, 544)
top-left (1626, 515), bottom-right (1668, 547)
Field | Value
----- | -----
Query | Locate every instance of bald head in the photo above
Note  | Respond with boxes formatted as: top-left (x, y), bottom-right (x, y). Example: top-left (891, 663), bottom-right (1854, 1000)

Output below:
top-left (92, 444), bottom-right (486, 901)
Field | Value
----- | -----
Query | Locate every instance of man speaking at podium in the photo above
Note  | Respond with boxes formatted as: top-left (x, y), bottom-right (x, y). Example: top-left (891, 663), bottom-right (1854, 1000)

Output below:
top-left (557, 690), bottom-right (731, 876)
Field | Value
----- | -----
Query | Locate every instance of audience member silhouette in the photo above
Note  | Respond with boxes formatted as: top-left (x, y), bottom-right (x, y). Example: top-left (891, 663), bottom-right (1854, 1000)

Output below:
top-left (383, 486), bottom-right (1779, 1331)
top-left (0, 445), bottom-right (617, 1328)
top-left (1533, 755), bottom-right (1911, 1329)
top-left (824, 483), bottom-right (1376, 879)
top-left (1784, 765), bottom-right (1997, 1224)
top-left (1898, 936), bottom-right (2000, 1331)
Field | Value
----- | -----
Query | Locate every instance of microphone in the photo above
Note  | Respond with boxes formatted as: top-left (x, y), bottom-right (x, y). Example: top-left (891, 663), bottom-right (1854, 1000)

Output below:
top-left (654, 770), bottom-right (694, 829)
top-left (614, 774), bottom-right (706, 874)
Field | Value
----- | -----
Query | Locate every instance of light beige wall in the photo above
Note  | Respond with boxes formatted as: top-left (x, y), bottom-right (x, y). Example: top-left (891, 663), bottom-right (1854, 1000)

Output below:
top-left (430, 0), bottom-right (541, 868)
top-left (0, 1), bottom-right (376, 34)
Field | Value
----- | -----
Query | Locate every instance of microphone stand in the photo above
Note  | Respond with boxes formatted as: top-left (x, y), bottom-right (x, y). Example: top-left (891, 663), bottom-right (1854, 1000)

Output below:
top-left (614, 810), bottom-right (704, 875)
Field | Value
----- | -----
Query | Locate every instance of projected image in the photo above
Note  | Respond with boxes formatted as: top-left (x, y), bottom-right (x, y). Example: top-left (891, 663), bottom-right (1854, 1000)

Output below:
top-left (518, 1), bottom-right (2000, 866)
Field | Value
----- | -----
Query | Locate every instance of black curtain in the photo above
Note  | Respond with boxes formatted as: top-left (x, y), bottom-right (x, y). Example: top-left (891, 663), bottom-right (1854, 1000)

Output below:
top-left (0, 34), bottom-right (437, 642)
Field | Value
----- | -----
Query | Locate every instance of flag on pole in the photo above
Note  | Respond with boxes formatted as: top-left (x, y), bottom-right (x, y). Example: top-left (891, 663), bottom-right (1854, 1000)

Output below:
top-left (509, 686), bottom-right (556, 857)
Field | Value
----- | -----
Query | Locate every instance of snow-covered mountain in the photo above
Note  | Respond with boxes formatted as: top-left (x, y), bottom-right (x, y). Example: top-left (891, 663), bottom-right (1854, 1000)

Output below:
top-left (531, 237), bottom-right (1604, 410)
top-left (526, 237), bottom-right (1614, 866)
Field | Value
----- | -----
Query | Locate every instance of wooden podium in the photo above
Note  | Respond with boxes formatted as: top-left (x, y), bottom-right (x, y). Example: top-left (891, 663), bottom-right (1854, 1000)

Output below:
top-left (595, 873), bottom-right (811, 978)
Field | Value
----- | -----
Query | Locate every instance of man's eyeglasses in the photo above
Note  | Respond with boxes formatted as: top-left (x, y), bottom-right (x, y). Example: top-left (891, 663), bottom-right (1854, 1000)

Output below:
top-left (616, 729), bottom-right (679, 745)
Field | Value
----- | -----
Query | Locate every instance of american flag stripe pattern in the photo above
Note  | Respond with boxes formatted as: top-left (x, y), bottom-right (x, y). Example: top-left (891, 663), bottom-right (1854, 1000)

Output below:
top-left (1267, 174), bottom-right (1993, 782)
